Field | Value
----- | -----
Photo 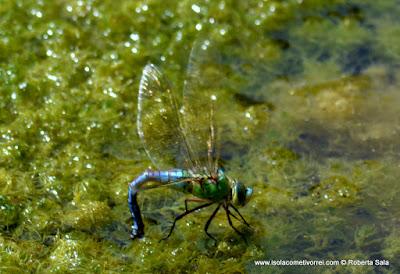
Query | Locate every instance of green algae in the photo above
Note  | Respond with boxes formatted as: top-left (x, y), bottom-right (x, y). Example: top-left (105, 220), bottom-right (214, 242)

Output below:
top-left (1, 0), bottom-right (400, 273)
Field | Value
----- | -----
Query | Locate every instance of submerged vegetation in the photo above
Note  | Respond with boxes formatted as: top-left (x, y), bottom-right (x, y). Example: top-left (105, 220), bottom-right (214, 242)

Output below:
top-left (1, 0), bottom-right (399, 273)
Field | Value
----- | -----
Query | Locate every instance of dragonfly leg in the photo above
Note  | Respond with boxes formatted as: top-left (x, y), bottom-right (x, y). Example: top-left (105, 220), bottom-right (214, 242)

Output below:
top-left (223, 204), bottom-right (247, 243)
top-left (161, 202), bottom-right (214, 241)
top-left (229, 204), bottom-right (251, 227)
top-left (185, 198), bottom-right (211, 211)
top-left (204, 203), bottom-right (222, 242)
top-left (226, 209), bottom-right (241, 223)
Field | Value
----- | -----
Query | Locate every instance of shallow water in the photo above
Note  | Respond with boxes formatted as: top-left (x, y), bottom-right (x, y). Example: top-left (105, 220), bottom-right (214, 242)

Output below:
top-left (1, 0), bottom-right (399, 273)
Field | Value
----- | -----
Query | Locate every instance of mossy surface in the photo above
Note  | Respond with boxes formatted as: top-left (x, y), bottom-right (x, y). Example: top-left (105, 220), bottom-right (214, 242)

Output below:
top-left (1, 0), bottom-right (399, 273)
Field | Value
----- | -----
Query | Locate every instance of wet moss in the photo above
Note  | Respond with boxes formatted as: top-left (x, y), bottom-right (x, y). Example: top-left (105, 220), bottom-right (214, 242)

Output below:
top-left (62, 201), bottom-right (112, 233)
top-left (383, 231), bottom-right (400, 264)
top-left (0, 195), bottom-right (19, 230)
top-left (310, 175), bottom-right (359, 207)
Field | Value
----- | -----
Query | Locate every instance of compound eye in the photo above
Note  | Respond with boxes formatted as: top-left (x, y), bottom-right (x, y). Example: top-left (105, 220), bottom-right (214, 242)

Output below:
top-left (232, 181), bottom-right (247, 206)
top-left (245, 187), bottom-right (253, 203)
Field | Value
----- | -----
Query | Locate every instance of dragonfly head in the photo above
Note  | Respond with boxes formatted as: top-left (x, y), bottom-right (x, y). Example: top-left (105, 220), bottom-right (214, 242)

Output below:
top-left (231, 180), bottom-right (253, 206)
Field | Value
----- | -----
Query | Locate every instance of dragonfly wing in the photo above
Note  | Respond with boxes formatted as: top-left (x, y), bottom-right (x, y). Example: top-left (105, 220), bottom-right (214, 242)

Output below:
top-left (182, 37), bottom-right (263, 176)
top-left (182, 39), bottom-right (234, 175)
top-left (138, 64), bottom-right (194, 170)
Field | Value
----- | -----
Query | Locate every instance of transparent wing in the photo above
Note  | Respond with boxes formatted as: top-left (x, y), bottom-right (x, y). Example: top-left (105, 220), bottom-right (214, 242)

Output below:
top-left (182, 37), bottom-right (266, 176)
top-left (182, 39), bottom-right (236, 176)
top-left (137, 64), bottom-right (194, 170)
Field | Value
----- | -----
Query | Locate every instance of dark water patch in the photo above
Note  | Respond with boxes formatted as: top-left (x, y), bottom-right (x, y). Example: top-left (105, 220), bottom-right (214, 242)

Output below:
top-left (100, 221), bottom-right (131, 247)
top-left (276, 49), bottom-right (304, 78)
top-left (270, 32), bottom-right (291, 51)
top-left (220, 141), bottom-right (249, 161)
top-left (327, 3), bottom-right (365, 23)
top-left (0, 195), bottom-right (20, 233)
top-left (288, 131), bottom-right (331, 159)
top-left (268, 31), bottom-right (304, 78)
top-left (354, 207), bottom-right (373, 220)
top-left (316, 51), bottom-right (331, 62)
top-left (340, 44), bottom-right (380, 75)
top-left (143, 211), bottom-right (171, 226)
top-left (287, 122), bottom-right (399, 161)
top-left (294, 174), bottom-right (321, 199)
top-left (43, 235), bottom-right (57, 246)
top-left (385, 64), bottom-right (399, 85)
top-left (233, 92), bottom-right (269, 107)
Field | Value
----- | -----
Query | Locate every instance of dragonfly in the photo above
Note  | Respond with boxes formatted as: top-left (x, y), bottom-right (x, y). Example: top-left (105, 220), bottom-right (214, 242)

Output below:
top-left (128, 40), bottom-right (253, 241)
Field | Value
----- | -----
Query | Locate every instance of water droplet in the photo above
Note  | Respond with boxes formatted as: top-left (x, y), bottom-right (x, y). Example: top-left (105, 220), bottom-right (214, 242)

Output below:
top-left (131, 47), bottom-right (138, 54)
top-left (47, 74), bottom-right (58, 82)
top-left (93, 9), bottom-right (100, 17)
top-left (191, 4), bottom-right (201, 13)
top-left (103, 87), bottom-right (117, 98)
top-left (130, 33), bottom-right (140, 41)
top-left (40, 130), bottom-right (51, 142)
top-left (103, 29), bottom-right (111, 37)
top-left (176, 31), bottom-right (182, 41)
top-left (201, 39), bottom-right (210, 50)
top-left (31, 9), bottom-right (43, 18)
top-left (46, 49), bottom-right (54, 57)
top-left (164, 9), bottom-right (174, 18)
top-left (49, 189), bottom-right (59, 199)
top-left (70, 52), bottom-right (79, 63)
top-left (17, 82), bottom-right (26, 90)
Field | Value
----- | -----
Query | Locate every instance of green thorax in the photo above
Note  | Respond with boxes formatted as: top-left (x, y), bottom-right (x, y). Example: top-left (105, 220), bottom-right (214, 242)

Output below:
top-left (191, 171), bottom-right (231, 202)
